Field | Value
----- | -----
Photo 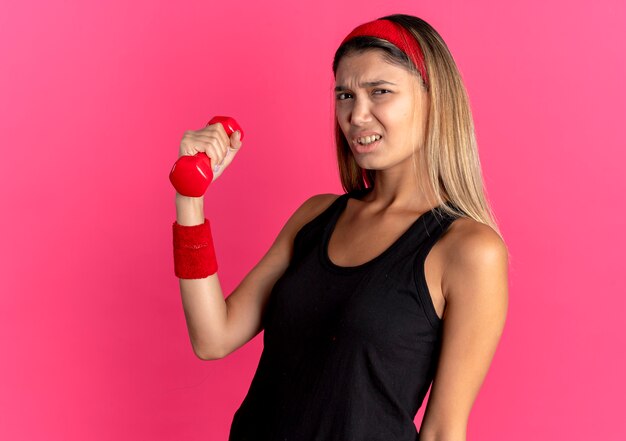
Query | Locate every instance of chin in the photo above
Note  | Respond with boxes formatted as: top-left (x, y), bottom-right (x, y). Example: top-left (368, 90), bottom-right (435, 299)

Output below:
top-left (353, 158), bottom-right (383, 171)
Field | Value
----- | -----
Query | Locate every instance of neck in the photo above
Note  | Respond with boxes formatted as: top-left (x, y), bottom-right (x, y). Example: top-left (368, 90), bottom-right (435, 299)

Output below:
top-left (361, 160), bottom-right (439, 213)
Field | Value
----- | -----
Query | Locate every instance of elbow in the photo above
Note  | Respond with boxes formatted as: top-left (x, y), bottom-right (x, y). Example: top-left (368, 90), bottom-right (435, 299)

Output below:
top-left (195, 351), bottom-right (220, 361)
top-left (193, 343), bottom-right (225, 361)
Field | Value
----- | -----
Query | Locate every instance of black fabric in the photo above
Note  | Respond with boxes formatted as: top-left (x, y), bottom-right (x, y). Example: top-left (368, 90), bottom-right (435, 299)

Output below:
top-left (228, 187), bottom-right (459, 441)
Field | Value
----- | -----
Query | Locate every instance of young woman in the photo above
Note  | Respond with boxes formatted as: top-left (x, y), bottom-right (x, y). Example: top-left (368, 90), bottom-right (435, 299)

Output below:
top-left (172, 13), bottom-right (508, 441)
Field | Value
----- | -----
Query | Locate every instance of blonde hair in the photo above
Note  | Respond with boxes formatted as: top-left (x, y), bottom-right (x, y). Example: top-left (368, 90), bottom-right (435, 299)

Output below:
top-left (332, 14), bottom-right (503, 239)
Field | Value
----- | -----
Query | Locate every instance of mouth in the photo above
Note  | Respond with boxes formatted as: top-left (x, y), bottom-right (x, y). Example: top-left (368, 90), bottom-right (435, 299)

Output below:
top-left (353, 135), bottom-right (382, 153)
top-left (352, 134), bottom-right (383, 146)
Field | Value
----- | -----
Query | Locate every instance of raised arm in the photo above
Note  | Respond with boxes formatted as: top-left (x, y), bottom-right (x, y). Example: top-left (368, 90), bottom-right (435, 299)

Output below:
top-left (177, 192), bottom-right (339, 360)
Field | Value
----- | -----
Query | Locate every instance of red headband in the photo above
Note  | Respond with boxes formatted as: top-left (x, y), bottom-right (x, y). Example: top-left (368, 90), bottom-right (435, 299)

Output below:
top-left (340, 18), bottom-right (429, 86)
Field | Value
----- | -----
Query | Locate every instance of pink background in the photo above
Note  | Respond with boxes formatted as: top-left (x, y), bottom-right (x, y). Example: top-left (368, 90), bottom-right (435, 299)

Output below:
top-left (1, 0), bottom-right (624, 439)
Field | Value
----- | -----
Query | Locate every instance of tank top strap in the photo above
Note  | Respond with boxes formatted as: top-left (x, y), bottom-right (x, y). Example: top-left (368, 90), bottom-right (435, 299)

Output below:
top-left (320, 188), bottom-right (366, 216)
top-left (411, 209), bottom-right (458, 328)
top-left (319, 187), bottom-right (373, 231)
top-left (290, 190), bottom-right (360, 265)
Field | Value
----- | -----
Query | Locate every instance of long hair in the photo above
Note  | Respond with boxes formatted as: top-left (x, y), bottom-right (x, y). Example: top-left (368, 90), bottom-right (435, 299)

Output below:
top-left (332, 13), bottom-right (503, 238)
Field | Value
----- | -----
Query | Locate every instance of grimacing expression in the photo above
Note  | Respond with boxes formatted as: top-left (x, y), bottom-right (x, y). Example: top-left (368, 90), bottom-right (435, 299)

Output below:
top-left (334, 49), bottom-right (429, 171)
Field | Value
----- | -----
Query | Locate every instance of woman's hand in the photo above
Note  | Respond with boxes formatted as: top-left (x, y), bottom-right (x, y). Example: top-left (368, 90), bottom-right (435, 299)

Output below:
top-left (178, 122), bottom-right (243, 183)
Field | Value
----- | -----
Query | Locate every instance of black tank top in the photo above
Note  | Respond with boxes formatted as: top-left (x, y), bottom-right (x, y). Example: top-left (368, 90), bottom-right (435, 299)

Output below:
top-left (228, 187), bottom-right (459, 441)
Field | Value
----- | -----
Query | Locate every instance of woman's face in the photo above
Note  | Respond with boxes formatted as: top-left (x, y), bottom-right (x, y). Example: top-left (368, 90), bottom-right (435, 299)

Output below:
top-left (334, 49), bottom-right (429, 171)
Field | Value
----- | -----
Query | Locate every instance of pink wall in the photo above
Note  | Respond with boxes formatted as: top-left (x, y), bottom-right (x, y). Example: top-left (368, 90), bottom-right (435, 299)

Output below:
top-left (1, 0), bottom-right (624, 439)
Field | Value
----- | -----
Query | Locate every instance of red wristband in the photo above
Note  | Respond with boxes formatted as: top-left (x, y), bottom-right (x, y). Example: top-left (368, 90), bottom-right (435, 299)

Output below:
top-left (172, 218), bottom-right (218, 279)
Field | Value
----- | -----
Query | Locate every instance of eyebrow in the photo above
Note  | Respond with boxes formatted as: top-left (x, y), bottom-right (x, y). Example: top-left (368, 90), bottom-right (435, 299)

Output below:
top-left (334, 80), bottom-right (397, 92)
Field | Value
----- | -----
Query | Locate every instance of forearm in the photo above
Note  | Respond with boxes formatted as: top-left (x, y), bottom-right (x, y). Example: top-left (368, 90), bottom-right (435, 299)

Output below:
top-left (176, 193), bottom-right (228, 360)
top-left (419, 421), bottom-right (467, 441)
top-left (176, 193), bottom-right (205, 226)
top-left (420, 436), bottom-right (465, 441)
top-left (419, 428), bottom-right (466, 441)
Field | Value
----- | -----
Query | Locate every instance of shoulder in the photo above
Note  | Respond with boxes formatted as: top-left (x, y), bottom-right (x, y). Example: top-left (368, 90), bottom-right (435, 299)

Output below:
top-left (300, 193), bottom-right (342, 214)
top-left (262, 192), bottom-right (342, 265)
top-left (279, 193), bottom-right (342, 237)
top-left (440, 217), bottom-right (509, 304)
top-left (295, 193), bottom-right (342, 223)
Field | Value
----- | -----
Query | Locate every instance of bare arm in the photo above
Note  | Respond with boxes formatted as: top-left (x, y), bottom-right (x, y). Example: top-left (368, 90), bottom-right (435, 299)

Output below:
top-left (419, 221), bottom-right (509, 441)
top-left (176, 193), bottom-right (227, 360)
top-left (176, 192), bottom-right (339, 360)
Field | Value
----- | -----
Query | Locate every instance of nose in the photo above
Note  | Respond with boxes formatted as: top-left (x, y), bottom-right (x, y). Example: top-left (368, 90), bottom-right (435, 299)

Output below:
top-left (349, 96), bottom-right (372, 126)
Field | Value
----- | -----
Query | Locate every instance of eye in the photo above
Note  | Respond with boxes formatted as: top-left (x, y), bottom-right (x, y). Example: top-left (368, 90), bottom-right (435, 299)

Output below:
top-left (336, 92), bottom-right (352, 101)
top-left (373, 89), bottom-right (391, 95)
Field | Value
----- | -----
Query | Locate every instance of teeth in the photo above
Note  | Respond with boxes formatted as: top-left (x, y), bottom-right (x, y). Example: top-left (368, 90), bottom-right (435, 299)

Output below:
top-left (357, 134), bottom-right (381, 145)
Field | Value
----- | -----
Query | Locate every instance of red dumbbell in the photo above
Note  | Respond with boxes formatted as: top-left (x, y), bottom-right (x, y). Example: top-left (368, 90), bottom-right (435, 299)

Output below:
top-left (169, 116), bottom-right (244, 197)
